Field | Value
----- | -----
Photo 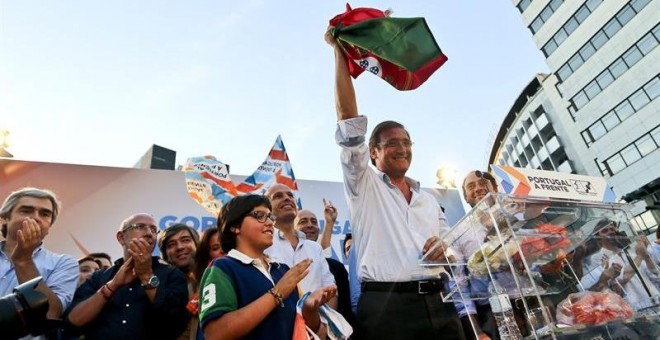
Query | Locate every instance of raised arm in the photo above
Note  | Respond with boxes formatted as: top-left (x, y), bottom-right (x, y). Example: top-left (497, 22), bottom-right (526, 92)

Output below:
top-left (325, 27), bottom-right (358, 121)
top-left (319, 199), bottom-right (337, 252)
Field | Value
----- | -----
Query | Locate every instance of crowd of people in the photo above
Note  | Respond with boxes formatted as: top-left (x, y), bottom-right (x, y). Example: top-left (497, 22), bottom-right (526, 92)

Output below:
top-left (1, 30), bottom-right (659, 340)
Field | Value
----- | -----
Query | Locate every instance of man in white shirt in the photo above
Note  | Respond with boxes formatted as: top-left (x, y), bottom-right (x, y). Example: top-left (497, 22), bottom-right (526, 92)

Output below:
top-left (264, 184), bottom-right (337, 309)
top-left (326, 29), bottom-right (464, 340)
top-left (447, 171), bottom-right (500, 340)
top-left (580, 219), bottom-right (659, 305)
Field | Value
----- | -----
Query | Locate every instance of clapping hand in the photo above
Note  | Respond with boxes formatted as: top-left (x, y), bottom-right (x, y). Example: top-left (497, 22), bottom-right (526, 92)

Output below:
top-left (274, 259), bottom-right (312, 299)
top-left (127, 238), bottom-right (153, 279)
top-left (11, 218), bottom-right (46, 263)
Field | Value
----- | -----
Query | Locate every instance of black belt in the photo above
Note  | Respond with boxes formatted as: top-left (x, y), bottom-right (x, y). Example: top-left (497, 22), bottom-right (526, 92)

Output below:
top-left (361, 279), bottom-right (444, 295)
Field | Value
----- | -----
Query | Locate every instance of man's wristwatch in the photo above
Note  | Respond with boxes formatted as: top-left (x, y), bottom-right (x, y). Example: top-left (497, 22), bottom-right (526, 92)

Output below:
top-left (141, 275), bottom-right (160, 290)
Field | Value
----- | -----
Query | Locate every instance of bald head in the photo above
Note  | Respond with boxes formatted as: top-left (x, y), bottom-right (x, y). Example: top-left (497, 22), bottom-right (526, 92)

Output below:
top-left (462, 171), bottom-right (498, 208)
top-left (295, 209), bottom-right (319, 241)
top-left (116, 213), bottom-right (158, 256)
top-left (265, 184), bottom-right (298, 224)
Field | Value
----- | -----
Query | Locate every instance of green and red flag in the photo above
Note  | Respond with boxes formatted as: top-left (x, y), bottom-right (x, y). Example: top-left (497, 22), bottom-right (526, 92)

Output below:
top-left (329, 4), bottom-right (448, 91)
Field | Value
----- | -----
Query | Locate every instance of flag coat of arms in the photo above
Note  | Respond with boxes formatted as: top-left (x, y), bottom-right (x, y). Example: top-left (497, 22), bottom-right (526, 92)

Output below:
top-left (329, 4), bottom-right (448, 91)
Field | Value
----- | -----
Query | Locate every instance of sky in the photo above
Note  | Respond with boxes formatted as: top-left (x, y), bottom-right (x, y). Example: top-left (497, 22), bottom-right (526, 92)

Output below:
top-left (0, 1), bottom-right (549, 189)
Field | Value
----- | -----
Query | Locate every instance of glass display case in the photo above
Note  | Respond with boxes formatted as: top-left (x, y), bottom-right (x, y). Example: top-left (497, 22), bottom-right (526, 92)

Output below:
top-left (428, 193), bottom-right (660, 339)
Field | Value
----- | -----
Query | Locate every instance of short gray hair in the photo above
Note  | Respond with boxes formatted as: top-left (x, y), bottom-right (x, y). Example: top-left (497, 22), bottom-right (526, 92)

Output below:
top-left (0, 187), bottom-right (61, 238)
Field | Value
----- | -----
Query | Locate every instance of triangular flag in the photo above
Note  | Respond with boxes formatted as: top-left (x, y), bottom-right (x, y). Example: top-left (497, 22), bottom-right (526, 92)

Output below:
top-left (237, 135), bottom-right (302, 208)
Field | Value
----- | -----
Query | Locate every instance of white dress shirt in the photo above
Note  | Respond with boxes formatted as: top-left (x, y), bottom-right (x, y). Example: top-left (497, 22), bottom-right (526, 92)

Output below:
top-left (265, 229), bottom-right (335, 293)
top-left (336, 116), bottom-right (450, 282)
top-left (580, 247), bottom-right (659, 305)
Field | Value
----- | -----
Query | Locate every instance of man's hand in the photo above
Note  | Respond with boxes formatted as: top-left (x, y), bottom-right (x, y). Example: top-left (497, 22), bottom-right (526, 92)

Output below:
top-left (324, 26), bottom-right (338, 48)
top-left (600, 261), bottom-right (622, 283)
top-left (274, 259), bottom-right (311, 299)
top-left (323, 199), bottom-right (338, 225)
top-left (127, 238), bottom-right (154, 281)
top-left (422, 236), bottom-right (448, 262)
top-left (108, 257), bottom-right (137, 290)
top-left (11, 218), bottom-right (45, 263)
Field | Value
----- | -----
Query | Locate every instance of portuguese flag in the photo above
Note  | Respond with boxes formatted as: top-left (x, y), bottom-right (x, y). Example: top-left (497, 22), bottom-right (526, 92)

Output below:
top-left (329, 4), bottom-right (448, 91)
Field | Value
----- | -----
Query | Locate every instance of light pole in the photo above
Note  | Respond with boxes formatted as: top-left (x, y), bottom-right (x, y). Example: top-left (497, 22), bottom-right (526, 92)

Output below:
top-left (436, 166), bottom-right (458, 190)
top-left (0, 129), bottom-right (13, 158)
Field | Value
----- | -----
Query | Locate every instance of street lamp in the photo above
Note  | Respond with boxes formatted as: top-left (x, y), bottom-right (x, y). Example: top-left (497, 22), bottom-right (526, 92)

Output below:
top-left (436, 166), bottom-right (458, 190)
top-left (0, 129), bottom-right (13, 158)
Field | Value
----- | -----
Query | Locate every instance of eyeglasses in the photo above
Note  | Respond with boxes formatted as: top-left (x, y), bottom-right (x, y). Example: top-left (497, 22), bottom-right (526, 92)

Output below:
top-left (123, 223), bottom-right (158, 234)
top-left (247, 211), bottom-right (277, 223)
top-left (379, 139), bottom-right (414, 149)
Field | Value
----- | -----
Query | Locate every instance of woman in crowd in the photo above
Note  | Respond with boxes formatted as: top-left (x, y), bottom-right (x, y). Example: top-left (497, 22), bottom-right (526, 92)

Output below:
top-left (194, 227), bottom-right (224, 284)
top-left (198, 194), bottom-right (336, 339)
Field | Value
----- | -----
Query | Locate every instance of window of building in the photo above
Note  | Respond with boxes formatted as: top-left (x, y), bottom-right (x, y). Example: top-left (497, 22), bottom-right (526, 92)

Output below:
top-left (629, 91), bottom-right (650, 111)
top-left (652, 126), bottom-right (660, 144)
top-left (636, 135), bottom-right (657, 157)
top-left (564, 17), bottom-right (579, 35)
top-left (544, 40), bottom-right (558, 56)
top-left (581, 130), bottom-right (593, 146)
top-left (631, 0), bottom-right (651, 13)
top-left (549, 0), bottom-right (562, 11)
top-left (517, 0), bottom-right (532, 13)
top-left (568, 54), bottom-right (584, 70)
top-left (555, 2), bottom-right (652, 84)
top-left (601, 112), bottom-right (620, 131)
top-left (596, 71), bottom-right (614, 89)
top-left (575, 6), bottom-right (590, 23)
top-left (584, 81), bottom-right (601, 100)
top-left (586, 0), bottom-right (602, 11)
top-left (557, 65), bottom-right (571, 81)
top-left (581, 76), bottom-right (660, 148)
top-left (555, 28), bottom-right (568, 45)
top-left (616, 6), bottom-right (635, 25)
top-left (579, 43), bottom-right (596, 61)
top-left (590, 121), bottom-right (607, 140)
top-left (614, 100), bottom-right (635, 120)
top-left (605, 154), bottom-right (626, 174)
top-left (632, 210), bottom-right (658, 234)
top-left (529, 0), bottom-right (565, 33)
top-left (591, 31), bottom-right (608, 49)
top-left (603, 19), bottom-right (622, 38)
top-left (609, 58), bottom-right (628, 78)
top-left (623, 47), bottom-right (643, 66)
top-left (573, 92), bottom-right (589, 109)
top-left (637, 34), bottom-right (658, 55)
top-left (621, 144), bottom-right (642, 165)
top-left (644, 77), bottom-right (660, 99)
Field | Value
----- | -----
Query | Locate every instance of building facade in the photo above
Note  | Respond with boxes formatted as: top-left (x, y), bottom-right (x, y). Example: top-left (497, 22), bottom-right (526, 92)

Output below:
top-left (491, 0), bottom-right (660, 233)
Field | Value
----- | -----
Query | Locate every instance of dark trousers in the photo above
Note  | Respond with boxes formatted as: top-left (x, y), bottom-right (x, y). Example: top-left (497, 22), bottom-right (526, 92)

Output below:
top-left (355, 290), bottom-right (466, 340)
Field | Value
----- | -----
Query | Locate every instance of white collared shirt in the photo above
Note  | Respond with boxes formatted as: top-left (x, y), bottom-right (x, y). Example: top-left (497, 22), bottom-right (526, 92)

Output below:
top-left (264, 229), bottom-right (335, 293)
top-left (336, 116), bottom-right (450, 282)
top-left (226, 249), bottom-right (277, 285)
top-left (581, 247), bottom-right (660, 305)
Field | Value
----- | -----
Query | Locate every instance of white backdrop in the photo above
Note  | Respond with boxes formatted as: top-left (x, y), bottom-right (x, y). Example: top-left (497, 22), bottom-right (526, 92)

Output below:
top-left (0, 159), bottom-right (465, 263)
